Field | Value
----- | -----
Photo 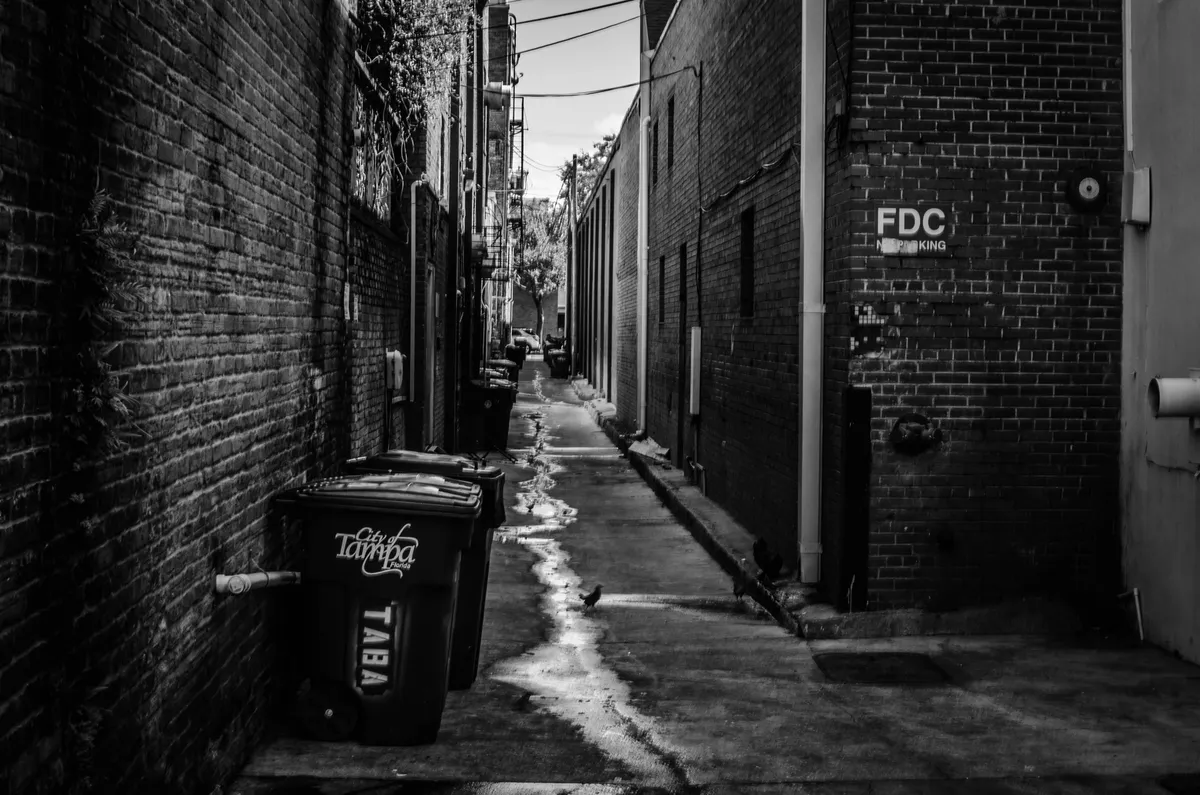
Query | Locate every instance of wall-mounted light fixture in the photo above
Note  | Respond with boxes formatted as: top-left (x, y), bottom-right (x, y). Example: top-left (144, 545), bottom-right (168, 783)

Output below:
top-left (463, 167), bottom-right (476, 194)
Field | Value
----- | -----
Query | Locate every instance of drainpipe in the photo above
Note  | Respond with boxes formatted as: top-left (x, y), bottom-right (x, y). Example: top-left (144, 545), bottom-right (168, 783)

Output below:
top-left (799, 0), bottom-right (826, 583)
top-left (637, 117), bottom-right (650, 430)
top-left (410, 177), bottom-right (427, 407)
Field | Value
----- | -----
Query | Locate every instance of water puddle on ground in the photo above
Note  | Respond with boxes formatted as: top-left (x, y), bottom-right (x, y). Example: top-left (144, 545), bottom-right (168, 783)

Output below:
top-left (491, 370), bottom-right (692, 790)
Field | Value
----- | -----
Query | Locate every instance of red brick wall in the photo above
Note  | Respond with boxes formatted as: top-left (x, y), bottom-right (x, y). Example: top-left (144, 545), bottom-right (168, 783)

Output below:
top-left (646, 0), bottom-right (804, 565)
top-left (0, 1), bottom-right (354, 791)
top-left (829, 0), bottom-right (1124, 610)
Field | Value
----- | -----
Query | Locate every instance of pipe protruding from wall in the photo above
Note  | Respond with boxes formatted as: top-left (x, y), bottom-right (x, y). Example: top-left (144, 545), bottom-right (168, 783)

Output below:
top-left (1148, 370), bottom-right (1200, 418)
top-left (215, 571), bottom-right (301, 596)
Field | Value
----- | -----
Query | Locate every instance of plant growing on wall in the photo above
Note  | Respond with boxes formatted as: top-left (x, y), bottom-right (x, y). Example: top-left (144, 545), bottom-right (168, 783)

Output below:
top-left (64, 189), bottom-right (146, 467)
top-left (514, 199), bottom-right (566, 340)
top-left (356, 0), bottom-right (476, 181)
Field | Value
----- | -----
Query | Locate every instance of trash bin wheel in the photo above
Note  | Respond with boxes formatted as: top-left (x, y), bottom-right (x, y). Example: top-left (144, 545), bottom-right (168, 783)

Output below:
top-left (296, 678), bottom-right (360, 741)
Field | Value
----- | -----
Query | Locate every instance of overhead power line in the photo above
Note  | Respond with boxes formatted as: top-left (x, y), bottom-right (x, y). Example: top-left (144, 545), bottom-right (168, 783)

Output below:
top-left (487, 14), bottom-right (638, 62)
top-left (388, 0), bottom-right (637, 41)
top-left (518, 65), bottom-right (696, 98)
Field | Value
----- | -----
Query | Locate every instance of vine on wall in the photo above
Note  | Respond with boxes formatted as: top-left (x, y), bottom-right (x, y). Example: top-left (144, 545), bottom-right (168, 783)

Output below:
top-left (355, 0), bottom-right (475, 182)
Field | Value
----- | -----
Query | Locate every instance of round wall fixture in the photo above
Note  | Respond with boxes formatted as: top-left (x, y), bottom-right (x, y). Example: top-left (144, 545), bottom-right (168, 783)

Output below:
top-left (1064, 166), bottom-right (1107, 213)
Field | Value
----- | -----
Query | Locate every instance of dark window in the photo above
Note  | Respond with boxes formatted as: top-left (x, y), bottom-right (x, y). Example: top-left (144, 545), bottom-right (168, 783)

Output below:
top-left (740, 207), bottom-right (755, 317)
top-left (667, 97), bottom-right (675, 169)
top-left (658, 255), bottom-right (665, 324)
top-left (652, 121), bottom-right (659, 185)
top-left (678, 242), bottom-right (687, 320)
top-left (439, 117), bottom-right (446, 196)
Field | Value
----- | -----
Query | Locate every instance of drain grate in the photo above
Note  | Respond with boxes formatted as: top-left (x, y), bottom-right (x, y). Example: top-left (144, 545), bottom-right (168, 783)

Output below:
top-left (1161, 773), bottom-right (1200, 795)
top-left (813, 651), bottom-right (948, 684)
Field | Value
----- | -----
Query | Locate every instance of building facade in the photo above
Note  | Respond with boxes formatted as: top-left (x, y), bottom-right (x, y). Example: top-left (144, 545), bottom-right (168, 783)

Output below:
top-left (577, 0), bottom-right (1125, 616)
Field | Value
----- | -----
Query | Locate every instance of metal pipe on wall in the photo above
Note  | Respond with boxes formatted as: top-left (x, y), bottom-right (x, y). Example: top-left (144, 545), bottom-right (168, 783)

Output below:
top-left (411, 178), bottom-right (427, 407)
top-left (799, 0), bottom-right (826, 583)
top-left (637, 117), bottom-right (650, 430)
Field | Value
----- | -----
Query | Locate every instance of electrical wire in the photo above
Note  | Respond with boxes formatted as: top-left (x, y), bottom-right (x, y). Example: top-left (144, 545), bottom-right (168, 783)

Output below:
top-left (487, 14), bottom-right (638, 62)
top-left (386, 0), bottom-right (637, 40)
top-left (701, 141), bottom-right (800, 214)
top-left (518, 65), bottom-right (695, 98)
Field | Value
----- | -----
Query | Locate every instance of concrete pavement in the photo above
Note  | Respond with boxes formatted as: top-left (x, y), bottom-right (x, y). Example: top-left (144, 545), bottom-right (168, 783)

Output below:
top-left (228, 357), bottom-right (1200, 795)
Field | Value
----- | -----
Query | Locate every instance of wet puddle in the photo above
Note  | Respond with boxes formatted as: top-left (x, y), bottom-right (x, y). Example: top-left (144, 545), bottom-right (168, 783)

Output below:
top-left (491, 370), bottom-right (693, 790)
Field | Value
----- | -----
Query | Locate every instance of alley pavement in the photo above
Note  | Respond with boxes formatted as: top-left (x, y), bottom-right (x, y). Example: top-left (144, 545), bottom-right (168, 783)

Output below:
top-left (229, 357), bottom-right (1200, 795)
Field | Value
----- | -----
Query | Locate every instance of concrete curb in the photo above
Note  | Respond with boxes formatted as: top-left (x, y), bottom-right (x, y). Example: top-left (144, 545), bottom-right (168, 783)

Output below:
top-left (570, 382), bottom-right (802, 637)
top-left (569, 378), bottom-right (1089, 642)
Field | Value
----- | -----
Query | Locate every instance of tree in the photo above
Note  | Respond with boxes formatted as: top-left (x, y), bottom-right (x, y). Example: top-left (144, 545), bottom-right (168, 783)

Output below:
top-left (558, 133), bottom-right (616, 211)
top-left (514, 199), bottom-right (567, 340)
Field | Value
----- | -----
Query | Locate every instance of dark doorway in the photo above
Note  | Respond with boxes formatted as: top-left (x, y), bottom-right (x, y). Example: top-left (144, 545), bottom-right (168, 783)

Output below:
top-left (842, 384), bottom-right (871, 611)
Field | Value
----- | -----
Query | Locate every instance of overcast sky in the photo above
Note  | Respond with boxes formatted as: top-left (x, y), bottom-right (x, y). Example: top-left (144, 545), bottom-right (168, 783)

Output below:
top-left (507, 0), bottom-right (642, 201)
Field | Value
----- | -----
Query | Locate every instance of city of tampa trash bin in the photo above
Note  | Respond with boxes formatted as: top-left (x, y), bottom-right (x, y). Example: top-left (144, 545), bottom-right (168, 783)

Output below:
top-left (548, 349), bottom-right (570, 378)
top-left (504, 342), bottom-right (526, 368)
top-left (276, 473), bottom-right (482, 746)
top-left (345, 450), bottom-right (506, 690)
top-left (487, 358), bottom-right (519, 382)
top-left (462, 378), bottom-right (517, 452)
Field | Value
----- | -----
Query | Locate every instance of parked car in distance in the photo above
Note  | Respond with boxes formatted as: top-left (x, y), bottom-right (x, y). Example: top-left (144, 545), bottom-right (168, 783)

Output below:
top-left (511, 328), bottom-right (541, 352)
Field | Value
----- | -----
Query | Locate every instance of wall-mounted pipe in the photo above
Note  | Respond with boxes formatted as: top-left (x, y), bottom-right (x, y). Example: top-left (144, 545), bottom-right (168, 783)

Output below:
top-left (410, 177), bottom-right (427, 405)
top-left (637, 117), bottom-right (650, 431)
top-left (1148, 370), bottom-right (1200, 417)
top-left (215, 571), bottom-right (301, 596)
top-left (798, 0), bottom-right (827, 583)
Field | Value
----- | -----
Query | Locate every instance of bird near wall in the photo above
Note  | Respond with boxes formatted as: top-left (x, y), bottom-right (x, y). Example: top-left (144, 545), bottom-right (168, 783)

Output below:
top-left (753, 536), bottom-right (784, 582)
top-left (733, 557), bottom-right (749, 602)
top-left (580, 584), bottom-right (603, 611)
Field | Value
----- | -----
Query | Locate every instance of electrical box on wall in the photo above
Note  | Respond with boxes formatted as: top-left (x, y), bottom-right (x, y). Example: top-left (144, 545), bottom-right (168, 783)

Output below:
top-left (1122, 167), bottom-right (1152, 228)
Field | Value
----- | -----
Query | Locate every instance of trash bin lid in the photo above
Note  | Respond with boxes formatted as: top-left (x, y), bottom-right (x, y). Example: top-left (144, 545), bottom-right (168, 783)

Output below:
top-left (294, 473), bottom-right (481, 518)
top-left (348, 449), bottom-right (504, 484)
top-left (487, 359), bottom-right (517, 367)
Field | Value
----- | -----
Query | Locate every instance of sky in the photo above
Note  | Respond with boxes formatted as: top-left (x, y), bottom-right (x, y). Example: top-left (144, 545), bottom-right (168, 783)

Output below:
top-left (504, 0), bottom-right (642, 201)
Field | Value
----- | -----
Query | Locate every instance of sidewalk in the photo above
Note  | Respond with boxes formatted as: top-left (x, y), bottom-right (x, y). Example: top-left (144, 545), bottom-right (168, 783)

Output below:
top-left (569, 377), bottom-right (1107, 642)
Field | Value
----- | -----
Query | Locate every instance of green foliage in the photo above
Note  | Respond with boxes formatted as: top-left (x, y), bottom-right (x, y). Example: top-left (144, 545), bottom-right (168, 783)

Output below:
top-left (64, 190), bottom-right (146, 463)
top-left (514, 199), bottom-right (566, 337)
top-left (356, 0), bottom-right (476, 176)
top-left (559, 133), bottom-right (616, 210)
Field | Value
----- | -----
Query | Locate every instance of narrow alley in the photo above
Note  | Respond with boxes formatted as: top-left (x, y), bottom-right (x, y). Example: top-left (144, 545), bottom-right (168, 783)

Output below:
top-left (228, 359), bottom-right (1200, 795)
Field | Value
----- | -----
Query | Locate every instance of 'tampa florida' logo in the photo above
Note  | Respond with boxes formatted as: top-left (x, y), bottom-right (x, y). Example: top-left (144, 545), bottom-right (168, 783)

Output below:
top-left (334, 525), bottom-right (419, 577)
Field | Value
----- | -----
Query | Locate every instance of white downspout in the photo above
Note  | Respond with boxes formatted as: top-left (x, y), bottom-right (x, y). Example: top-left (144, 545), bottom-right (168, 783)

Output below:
top-left (410, 177), bottom-right (427, 406)
top-left (637, 117), bottom-right (650, 430)
top-left (799, 0), bottom-right (826, 583)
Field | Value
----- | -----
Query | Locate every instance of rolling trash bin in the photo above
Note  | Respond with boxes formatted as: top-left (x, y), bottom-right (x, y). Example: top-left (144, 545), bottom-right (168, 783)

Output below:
top-left (276, 473), bottom-right (482, 746)
top-left (462, 378), bottom-right (517, 453)
top-left (345, 450), bottom-right (506, 690)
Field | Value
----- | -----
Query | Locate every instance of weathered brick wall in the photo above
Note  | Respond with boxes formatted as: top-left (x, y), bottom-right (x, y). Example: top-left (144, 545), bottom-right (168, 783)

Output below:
top-left (348, 208), bottom-right (407, 457)
top-left (646, 0), bottom-right (803, 563)
top-left (614, 101), bottom-right (642, 430)
top-left (833, 0), bottom-right (1124, 610)
top-left (0, 1), bottom-right (354, 792)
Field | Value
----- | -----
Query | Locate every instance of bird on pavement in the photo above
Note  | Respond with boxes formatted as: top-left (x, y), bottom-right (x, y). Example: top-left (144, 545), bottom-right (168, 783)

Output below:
top-left (580, 584), bottom-right (603, 611)
top-left (753, 536), bottom-right (784, 583)
top-left (733, 558), bottom-right (749, 602)
top-left (756, 568), bottom-right (779, 594)
top-left (512, 691), bottom-right (533, 712)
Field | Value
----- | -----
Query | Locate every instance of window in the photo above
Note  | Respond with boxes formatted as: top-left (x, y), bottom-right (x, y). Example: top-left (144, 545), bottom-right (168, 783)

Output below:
top-left (652, 120), bottom-right (659, 186)
top-left (439, 116), bottom-right (446, 196)
top-left (658, 255), bottom-right (665, 324)
top-left (740, 207), bottom-right (755, 317)
top-left (667, 96), bottom-right (675, 169)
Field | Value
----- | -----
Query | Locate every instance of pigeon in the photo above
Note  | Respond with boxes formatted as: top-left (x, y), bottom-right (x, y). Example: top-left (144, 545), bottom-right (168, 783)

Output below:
top-left (757, 569), bottom-right (779, 593)
top-left (580, 584), bottom-right (603, 611)
top-left (733, 557), bottom-right (749, 601)
top-left (512, 691), bottom-right (533, 712)
top-left (753, 536), bottom-right (784, 582)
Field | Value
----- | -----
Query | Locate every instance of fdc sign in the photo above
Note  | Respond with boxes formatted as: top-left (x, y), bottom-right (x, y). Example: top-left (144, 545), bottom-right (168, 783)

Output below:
top-left (875, 206), bottom-right (950, 256)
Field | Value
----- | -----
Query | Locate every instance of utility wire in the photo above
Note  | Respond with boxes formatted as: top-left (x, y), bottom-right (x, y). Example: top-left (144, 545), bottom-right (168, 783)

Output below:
top-left (519, 65), bottom-right (695, 98)
top-left (386, 0), bottom-right (637, 41)
top-left (487, 15), bottom-right (638, 62)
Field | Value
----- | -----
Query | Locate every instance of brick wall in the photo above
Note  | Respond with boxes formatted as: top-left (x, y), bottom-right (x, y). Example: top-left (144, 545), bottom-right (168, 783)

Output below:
top-left (645, 0), bottom-right (804, 564)
top-left (827, 0), bottom-right (1124, 610)
top-left (613, 100), bottom-right (642, 431)
top-left (0, 1), bottom-right (354, 792)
